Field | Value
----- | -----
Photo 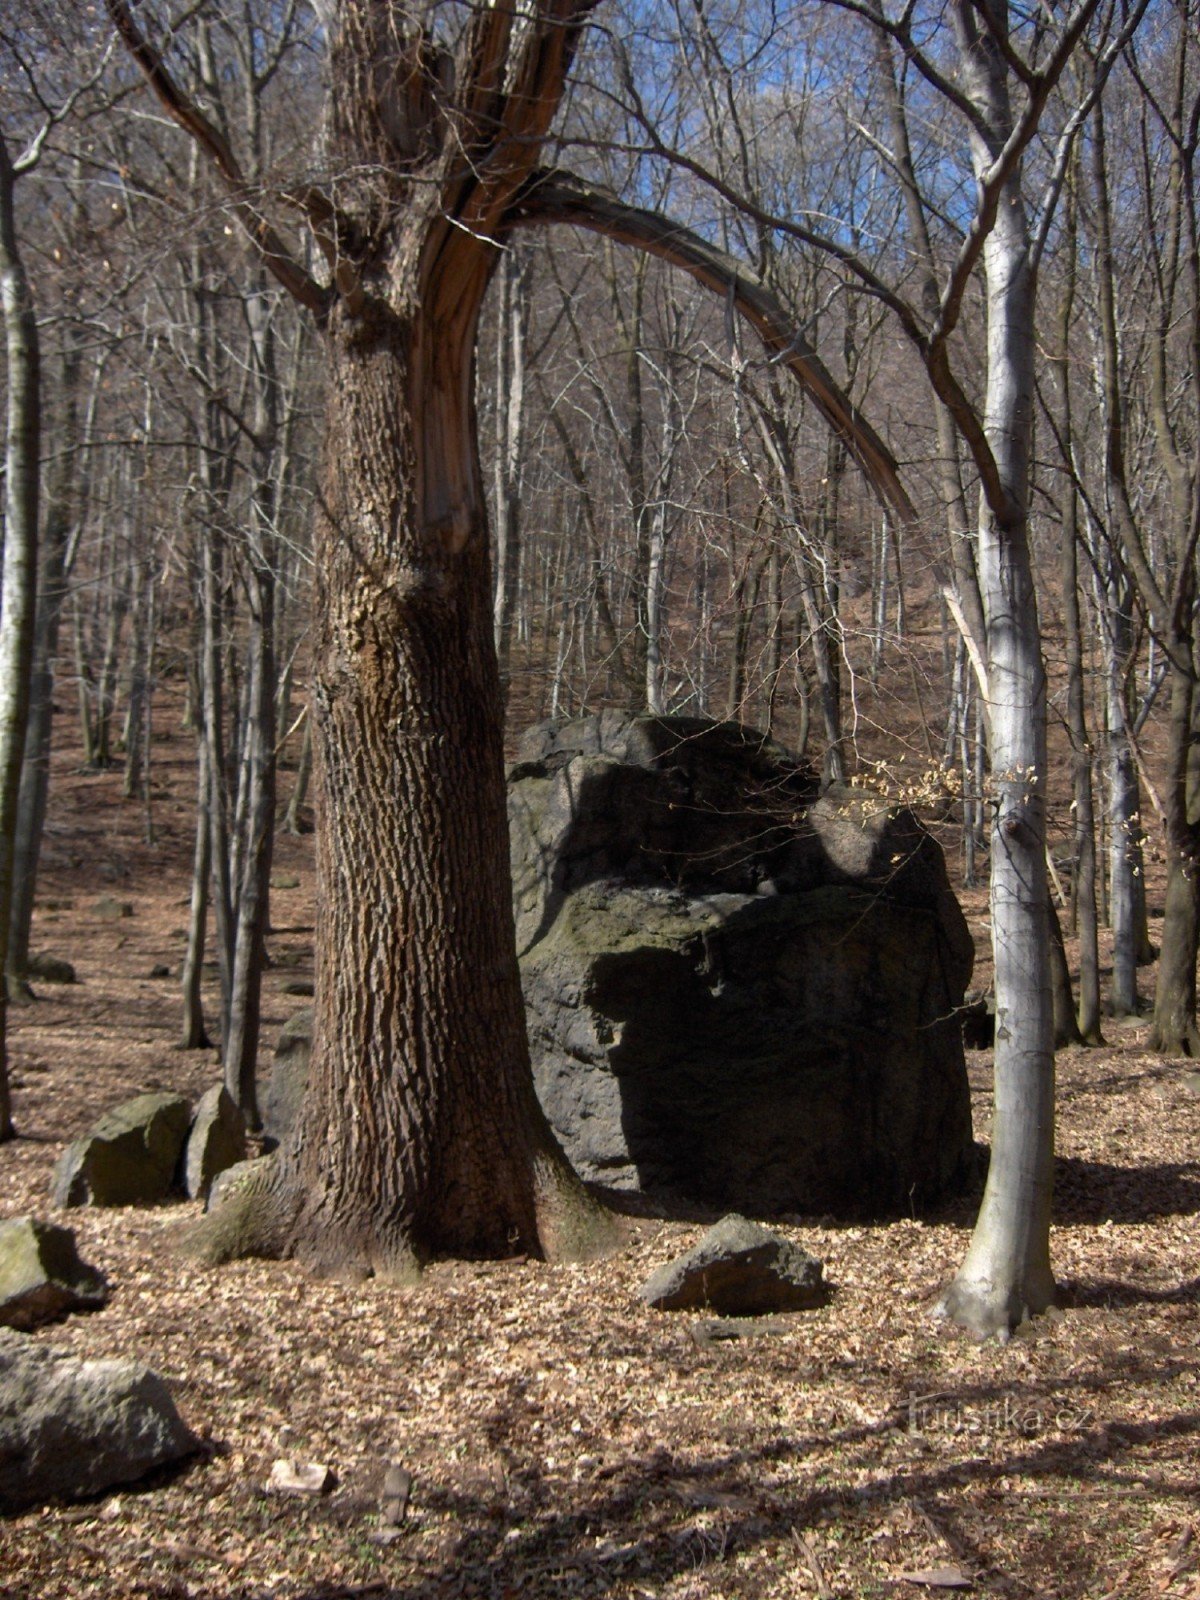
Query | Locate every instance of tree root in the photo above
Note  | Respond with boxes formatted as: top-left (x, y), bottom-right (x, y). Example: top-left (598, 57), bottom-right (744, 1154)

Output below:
top-left (1147, 1020), bottom-right (1200, 1059)
top-left (181, 1155), bottom-right (292, 1265)
top-left (534, 1151), bottom-right (622, 1263)
top-left (935, 1268), bottom-right (1056, 1341)
top-left (182, 1145), bottom-right (620, 1279)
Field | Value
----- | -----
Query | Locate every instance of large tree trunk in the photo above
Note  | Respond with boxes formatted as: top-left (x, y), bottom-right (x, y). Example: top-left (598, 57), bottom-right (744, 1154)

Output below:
top-left (204, 277), bottom-right (607, 1276)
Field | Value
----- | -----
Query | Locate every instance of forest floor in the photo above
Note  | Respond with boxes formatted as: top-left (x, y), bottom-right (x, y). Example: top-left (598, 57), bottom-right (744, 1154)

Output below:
top-left (1, 692), bottom-right (1199, 1600)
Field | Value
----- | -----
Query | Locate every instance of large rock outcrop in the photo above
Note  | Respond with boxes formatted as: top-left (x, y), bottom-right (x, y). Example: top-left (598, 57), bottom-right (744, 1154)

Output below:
top-left (510, 714), bottom-right (974, 1217)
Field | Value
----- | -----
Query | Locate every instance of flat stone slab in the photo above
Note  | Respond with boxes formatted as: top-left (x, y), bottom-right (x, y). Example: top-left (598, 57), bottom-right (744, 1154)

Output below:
top-left (0, 1218), bottom-right (107, 1331)
top-left (51, 1092), bottom-right (192, 1208)
top-left (0, 1330), bottom-right (199, 1510)
top-left (640, 1214), bottom-right (828, 1315)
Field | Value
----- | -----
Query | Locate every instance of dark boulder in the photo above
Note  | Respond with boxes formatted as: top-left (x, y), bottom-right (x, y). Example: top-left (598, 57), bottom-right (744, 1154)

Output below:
top-left (511, 714), bottom-right (974, 1217)
top-left (26, 953), bottom-right (77, 985)
top-left (0, 1330), bottom-right (198, 1510)
top-left (640, 1214), bottom-right (827, 1314)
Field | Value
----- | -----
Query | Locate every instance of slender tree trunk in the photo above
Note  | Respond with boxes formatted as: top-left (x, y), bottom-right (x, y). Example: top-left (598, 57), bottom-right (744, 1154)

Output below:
top-left (1105, 577), bottom-right (1141, 1018)
top-left (123, 540), bottom-right (153, 802)
top-left (1053, 168), bottom-right (1102, 1042)
top-left (180, 734), bottom-right (213, 1050)
top-left (492, 247), bottom-right (527, 701)
top-left (92, 519), bottom-right (130, 771)
top-left (219, 284), bottom-right (280, 1128)
top-left (0, 132), bottom-right (41, 1139)
top-left (73, 600), bottom-right (98, 768)
top-left (202, 531), bottom-right (235, 1046)
top-left (939, 12), bottom-right (1055, 1334)
top-left (283, 714), bottom-right (312, 834)
top-left (221, 563), bottom-right (274, 1127)
top-left (1064, 507), bottom-right (1102, 1042)
top-left (763, 540), bottom-right (783, 734)
top-left (8, 334), bottom-right (87, 994)
top-left (1049, 896), bottom-right (1083, 1049)
top-left (1150, 649), bottom-right (1200, 1054)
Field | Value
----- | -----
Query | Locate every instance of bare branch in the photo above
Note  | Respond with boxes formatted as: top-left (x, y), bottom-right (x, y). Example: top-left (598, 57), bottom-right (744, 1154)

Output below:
top-left (104, 0), bottom-right (330, 319)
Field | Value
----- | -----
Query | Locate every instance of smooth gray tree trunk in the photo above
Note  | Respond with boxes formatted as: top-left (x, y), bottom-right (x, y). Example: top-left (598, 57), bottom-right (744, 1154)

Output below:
top-left (0, 131), bottom-right (41, 1139)
top-left (938, 1), bottom-right (1056, 1336)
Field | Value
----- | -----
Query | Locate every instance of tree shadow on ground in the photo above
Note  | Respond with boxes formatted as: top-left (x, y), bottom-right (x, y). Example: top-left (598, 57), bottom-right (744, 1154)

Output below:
top-left (277, 1359), bottom-right (1199, 1600)
top-left (1052, 1154), bottom-right (1200, 1223)
top-left (1058, 1275), bottom-right (1200, 1309)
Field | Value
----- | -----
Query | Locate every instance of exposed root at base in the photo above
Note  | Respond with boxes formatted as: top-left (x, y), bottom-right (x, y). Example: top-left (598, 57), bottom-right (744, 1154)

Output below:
top-left (182, 1155), bottom-right (292, 1265)
top-left (935, 1273), bottom-right (1057, 1341)
top-left (181, 1146), bottom-right (620, 1278)
top-left (534, 1152), bottom-right (623, 1263)
top-left (1147, 1022), bottom-right (1200, 1059)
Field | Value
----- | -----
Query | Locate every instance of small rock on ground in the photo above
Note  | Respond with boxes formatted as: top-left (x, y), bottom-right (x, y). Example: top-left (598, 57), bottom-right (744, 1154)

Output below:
top-left (26, 953), bottom-right (77, 985)
top-left (640, 1213), bottom-right (828, 1315)
top-left (0, 1218), bottom-right (107, 1331)
top-left (0, 1330), bottom-right (199, 1510)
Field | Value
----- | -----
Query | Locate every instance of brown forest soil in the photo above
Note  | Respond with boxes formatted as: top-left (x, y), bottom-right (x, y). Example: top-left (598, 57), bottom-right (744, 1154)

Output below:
top-left (2, 688), bottom-right (1199, 1600)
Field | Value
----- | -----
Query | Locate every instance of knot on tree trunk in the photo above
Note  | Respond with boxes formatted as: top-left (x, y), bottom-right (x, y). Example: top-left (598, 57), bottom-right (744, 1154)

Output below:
top-left (999, 806), bottom-right (1037, 847)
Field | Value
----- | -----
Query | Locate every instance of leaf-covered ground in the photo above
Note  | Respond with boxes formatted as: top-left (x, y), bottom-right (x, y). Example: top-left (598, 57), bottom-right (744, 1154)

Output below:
top-left (1, 709), bottom-right (1198, 1600)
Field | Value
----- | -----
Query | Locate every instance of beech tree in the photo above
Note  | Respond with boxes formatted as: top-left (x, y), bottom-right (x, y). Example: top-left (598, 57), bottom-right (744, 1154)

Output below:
top-left (106, 0), bottom-right (917, 1277)
top-left (603, 0), bottom-right (1149, 1332)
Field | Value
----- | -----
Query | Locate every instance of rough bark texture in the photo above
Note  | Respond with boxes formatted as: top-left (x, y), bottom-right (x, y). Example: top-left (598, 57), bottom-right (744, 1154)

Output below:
top-left (188, 0), bottom-right (616, 1275)
top-left (271, 305), bottom-right (601, 1271)
top-left (1150, 660), bottom-right (1200, 1055)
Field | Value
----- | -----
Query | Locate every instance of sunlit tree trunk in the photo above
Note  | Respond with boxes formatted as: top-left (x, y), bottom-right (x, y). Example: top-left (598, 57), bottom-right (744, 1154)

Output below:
top-left (938, 2), bottom-right (1055, 1336)
top-left (0, 130), bottom-right (41, 1140)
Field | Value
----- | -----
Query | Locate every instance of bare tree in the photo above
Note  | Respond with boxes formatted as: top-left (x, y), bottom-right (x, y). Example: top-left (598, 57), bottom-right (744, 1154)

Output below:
top-left (107, 0), bottom-right (917, 1276)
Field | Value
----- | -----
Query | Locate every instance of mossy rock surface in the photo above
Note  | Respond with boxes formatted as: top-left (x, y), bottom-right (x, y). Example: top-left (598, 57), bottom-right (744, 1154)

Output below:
top-left (51, 1093), bottom-right (192, 1208)
top-left (263, 1008), bottom-right (312, 1151)
top-left (0, 1330), bottom-right (198, 1509)
top-left (0, 1218), bottom-right (107, 1330)
top-left (511, 713), bottom-right (974, 1219)
top-left (184, 1086), bottom-right (247, 1201)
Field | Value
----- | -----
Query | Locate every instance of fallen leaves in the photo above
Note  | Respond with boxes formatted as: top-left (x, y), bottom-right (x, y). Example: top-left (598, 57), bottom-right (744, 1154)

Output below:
top-left (3, 707), bottom-right (1200, 1599)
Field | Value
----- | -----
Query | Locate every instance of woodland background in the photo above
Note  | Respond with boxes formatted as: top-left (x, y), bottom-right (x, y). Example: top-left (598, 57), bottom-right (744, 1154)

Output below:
top-left (1, 1), bottom-right (1200, 1596)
